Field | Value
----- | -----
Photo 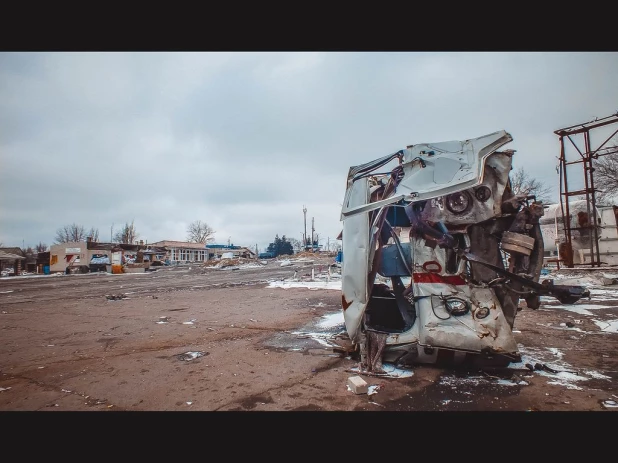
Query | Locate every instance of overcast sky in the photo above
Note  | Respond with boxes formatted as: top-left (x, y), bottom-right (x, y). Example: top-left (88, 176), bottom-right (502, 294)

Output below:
top-left (1, 52), bottom-right (617, 252)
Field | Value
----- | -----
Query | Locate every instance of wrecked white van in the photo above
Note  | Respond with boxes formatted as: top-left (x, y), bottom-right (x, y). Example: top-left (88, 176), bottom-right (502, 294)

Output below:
top-left (340, 130), bottom-right (589, 371)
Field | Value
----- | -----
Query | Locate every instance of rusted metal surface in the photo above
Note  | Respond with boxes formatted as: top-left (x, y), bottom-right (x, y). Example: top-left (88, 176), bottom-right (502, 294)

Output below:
top-left (555, 112), bottom-right (618, 267)
top-left (340, 131), bottom-right (590, 370)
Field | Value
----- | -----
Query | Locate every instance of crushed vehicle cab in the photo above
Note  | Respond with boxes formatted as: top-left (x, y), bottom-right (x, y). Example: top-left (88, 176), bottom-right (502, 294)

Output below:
top-left (340, 130), bottom-right (589, 371)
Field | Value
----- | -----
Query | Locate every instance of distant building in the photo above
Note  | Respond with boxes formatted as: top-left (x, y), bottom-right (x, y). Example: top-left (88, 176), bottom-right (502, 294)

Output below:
top-left (0, 247), bottom-right (26, 276)
top-left (149, 240), bottom-right (209, 264)
top-left (49, 238), bottom-right (167, 273)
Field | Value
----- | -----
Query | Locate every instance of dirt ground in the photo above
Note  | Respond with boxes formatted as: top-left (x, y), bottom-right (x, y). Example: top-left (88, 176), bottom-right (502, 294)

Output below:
top-left (1, 257), bottom-right (617, 411)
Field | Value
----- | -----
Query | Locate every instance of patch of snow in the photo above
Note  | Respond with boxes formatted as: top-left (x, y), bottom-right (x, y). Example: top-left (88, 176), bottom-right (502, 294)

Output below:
top-left (602, 400), bottom-right (618, 408)
top-left (508, 344), bottom-right (611, 390)
top-left (496, 379), bottom-right (529, 386)
top-left (268, 280), bottom-right (342, 291)
top-left (593, 319), bottom-right (618, 333)
top-left (546, 347), bottom-right (564, 359)
top-left (349, 364), bottom-right (414, 378)
top-left (584, 370), bottom-right (612, 380)
top-left (238, 264), bottom-right (265, 269)
top-left (0, 387), bottom-right (11, 392)
top-left (542, 304), bottom-right (614, 316)
top-left (317, 312), bottom-right (344, 329)
top-left (439, 376), bottom-right (484, 386)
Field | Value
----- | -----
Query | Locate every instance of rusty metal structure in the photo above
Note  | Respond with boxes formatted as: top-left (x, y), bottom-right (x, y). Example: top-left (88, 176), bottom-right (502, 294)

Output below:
top-left (555, 112), bottom-right (618, 267)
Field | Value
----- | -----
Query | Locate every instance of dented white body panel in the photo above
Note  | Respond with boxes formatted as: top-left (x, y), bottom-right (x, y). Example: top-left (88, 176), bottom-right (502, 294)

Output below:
top-left (341, 177), bottom-right (370, 338)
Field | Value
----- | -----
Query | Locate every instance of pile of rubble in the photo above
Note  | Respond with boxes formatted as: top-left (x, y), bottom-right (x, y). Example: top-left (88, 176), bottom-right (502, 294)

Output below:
top-left (202, 257), bottom-right (260, 269)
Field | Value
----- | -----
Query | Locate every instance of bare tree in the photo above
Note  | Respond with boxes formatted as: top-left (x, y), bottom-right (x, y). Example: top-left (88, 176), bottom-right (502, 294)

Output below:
top-left (288, 238), bottom-right (302, 252)
top-left (114, 220), bottom-right (139, 244)
top-left (509, 166), bottom-right (554, 203)
top-left (22, 246), bottom-right (34, 256)
top-left (592, 141), bottom-right (618, 203)
top-left (35, 242), bottom-right (48, 252)
top-left (87, 227), bottom-right (99, 242)
top-left (55, 223), bottom-right (87, 243)
top-left (186, 220), bottom-right (215, 243)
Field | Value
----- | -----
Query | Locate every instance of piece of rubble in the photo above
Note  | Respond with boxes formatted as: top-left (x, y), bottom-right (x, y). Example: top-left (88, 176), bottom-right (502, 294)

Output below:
top-left (347, 375), bottom-right (368, 394)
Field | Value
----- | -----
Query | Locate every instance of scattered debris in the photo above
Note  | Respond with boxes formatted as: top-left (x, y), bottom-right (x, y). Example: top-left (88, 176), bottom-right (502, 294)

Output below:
top-left (602, 400), bottom-right (618, 408)
top-left (368, 383), bottom-right (384, 396)
top-left (534, 363), bottom-right (578, 375)
top-left (156, 316), bottom-right (170, 324)
top-left (105, 294), bottom-right (127, 301)
top-left (347, 375), bottom-right (369, 394)
top-left (177, 351), bottom-right (208, 361)
top-left (0, 387), bottom-right (11, 392)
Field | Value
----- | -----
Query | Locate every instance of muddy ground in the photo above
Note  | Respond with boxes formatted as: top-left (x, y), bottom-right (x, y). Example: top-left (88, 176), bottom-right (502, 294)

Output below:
top-left (1, 258), bottom-right (617, 411)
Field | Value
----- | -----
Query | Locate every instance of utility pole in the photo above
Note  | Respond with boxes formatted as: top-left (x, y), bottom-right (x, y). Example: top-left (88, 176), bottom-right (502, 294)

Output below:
top-left (303, 205), bottom-right (307, 249)
top-left (311, 217), bottom-right (315, 251)
top-left (327, 237), bottom-right (329, 252)
top-left (110, 223), bottom-right (114, 243)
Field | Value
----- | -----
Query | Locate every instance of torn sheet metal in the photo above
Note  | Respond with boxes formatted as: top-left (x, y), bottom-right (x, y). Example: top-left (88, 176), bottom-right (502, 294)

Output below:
top-left (340, 130), bottom-right (589, 369)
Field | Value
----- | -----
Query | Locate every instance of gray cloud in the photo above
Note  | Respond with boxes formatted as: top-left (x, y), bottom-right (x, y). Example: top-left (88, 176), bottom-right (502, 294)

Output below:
top-left (1, 52), bottom-right (617, 251)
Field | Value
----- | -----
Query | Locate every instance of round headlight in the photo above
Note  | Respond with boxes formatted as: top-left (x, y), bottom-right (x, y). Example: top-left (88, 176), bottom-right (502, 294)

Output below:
top-left (475, 186), bottom-right (492, 202)
top-left (445, 298), bottom-right (469, 316)
top-left (445, 191), bottom-right (472, 214)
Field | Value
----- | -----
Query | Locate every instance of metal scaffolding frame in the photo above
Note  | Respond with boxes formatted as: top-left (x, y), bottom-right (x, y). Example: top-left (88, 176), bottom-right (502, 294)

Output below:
top-left (555, 112), bottom-right (618, 267)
